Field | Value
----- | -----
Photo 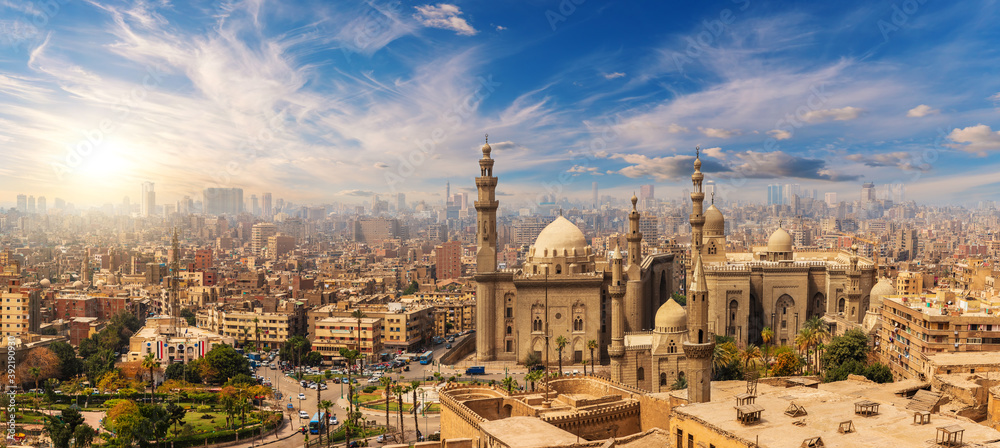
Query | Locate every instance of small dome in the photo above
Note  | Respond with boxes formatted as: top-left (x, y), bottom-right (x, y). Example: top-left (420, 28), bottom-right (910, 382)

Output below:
top-left (655, 298), bottom-right (687, 332)
top-left (39, 278), bottom-right (51, 287)
top-left (531, 216), bottom-right (588, 258)
top-left (767, 227), bottom-right (793, 253)
top-left (481, 139), bottom-right (492, 157)
top-left (704, 204), bottom-right (724, 235)
top-left (869, 277), bottom-right (895, 308)
top-left (72, 280), bottom-right (84, 289)
top-left (631, 194), bottom-right (638, 207)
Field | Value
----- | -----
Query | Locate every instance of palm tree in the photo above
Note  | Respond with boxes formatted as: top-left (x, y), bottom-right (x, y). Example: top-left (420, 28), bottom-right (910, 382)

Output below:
top-left (380, 376), bottom-right (393, 436)
top-left (586, 339), bottom-right (598, 376)
top-left (410, 380), bottom-right (421, 441)
top-left (340, 347), bottom-right (361, 448)
top-left (253, 317), bottom-right (261, 351)
top-left (392, 384), bottom-right (407, 443)
top-left (739, 345), bottom-right (763, 374)
top-left (141, 353), bottom-right (160, 403)
top-left (319, 399), bottom-right (333, 446)
top-left (554, 336), bottom-right (568, 376)
top-left (804, 317), bottom-right (831, 373)
top-left (713, 341), bottom-right (738, 378)
top-left (501, 376), bottom-right (518, 393)
top-left (795, 328), bottom-right (815, 373)
top-left (242, 327), bottom-right (250, 349)
top-left (352, 309), bottom-right (367, 368)
top-left (761, 327), bottom-right (774, 375)
top-left (525, 370), bottom-right (543, 391)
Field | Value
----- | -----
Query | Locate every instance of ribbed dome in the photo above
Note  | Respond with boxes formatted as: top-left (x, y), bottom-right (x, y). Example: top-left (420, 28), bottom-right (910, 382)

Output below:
top-left (767, 227), bottom-right (793, 253)
top-left (704, 204), bottom-right (724, 235)
top-left (72, 280), bottom-right (84, 289)
top-left (655, 298), bottom-right (687, 332)
top-left (532, 216), bottom-right (588, 257)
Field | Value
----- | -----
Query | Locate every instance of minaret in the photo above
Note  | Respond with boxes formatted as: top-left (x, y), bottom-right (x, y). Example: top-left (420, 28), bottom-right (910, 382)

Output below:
top-left (847, 244), bottom-right (861, 322)
top-left (170, 228), bottom-right (181, 332)
top-left (81, 253), bottom-right (90, 285)
top-left (627, 194), bottom-right (642, 266)
top-left (475, 135), bottom-right (499, 361)
top-left (683, 147), bottom-right (715, 404)
top-left (625, 194), bottom-right (644, 331)
top-left (608, 247), bottom-right (626, 381)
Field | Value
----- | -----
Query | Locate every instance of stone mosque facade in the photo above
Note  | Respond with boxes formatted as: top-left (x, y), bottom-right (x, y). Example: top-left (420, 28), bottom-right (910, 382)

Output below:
top-left (473, 139), bottom-right (875, 395)
top-left (473, 138), bottom-right (676, 390)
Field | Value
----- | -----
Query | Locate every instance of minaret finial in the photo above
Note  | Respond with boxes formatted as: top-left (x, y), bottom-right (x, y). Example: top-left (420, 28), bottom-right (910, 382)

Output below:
top-left (485, 133), bottom-right (488, 143)
top-left (711, 191), bottom-right (715, 204)
top-left (696, 145), bottom-right (700, 158)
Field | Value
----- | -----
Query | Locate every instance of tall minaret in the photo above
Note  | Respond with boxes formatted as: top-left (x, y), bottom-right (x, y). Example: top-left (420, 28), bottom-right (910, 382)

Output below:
top-left (475, 135), bottom-right (499, 361)
top-left (608, 247), bottom-right (626, 381)
top-left (625, 194), bottom-right (644, 330)
top-left (683, 147), bottom-right (715, 404)
top-left (627, 194), bottom-right (642, 266)
top-left (847, 244), bottom-right (861, 322)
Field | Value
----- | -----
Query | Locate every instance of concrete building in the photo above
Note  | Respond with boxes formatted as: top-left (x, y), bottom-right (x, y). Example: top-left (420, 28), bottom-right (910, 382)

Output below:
top-left (204, 187), bottom-right (243, 215)
top-left (432, 299), bottom-right (476, 336)
top-left (197, 306), bottom-right (303, 350)
top-left (267, 234), bottom-right (295, 260)
top-left (251, 223), bottom-right (277, 256)
top-left (312, 316), bottom-right (382, 363)
top-left (351, 217), bottom-right (405, 243)
top-left (435, 240), bottom-right (463, 280)
top-left (127, 316), bottom-right (234, 364)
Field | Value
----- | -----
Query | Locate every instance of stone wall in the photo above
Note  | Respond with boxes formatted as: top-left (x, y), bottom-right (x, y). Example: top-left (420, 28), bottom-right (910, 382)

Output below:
top-left (383, 438), bottom-right (473, 448)
top-left (441, 333), bottom-right (476, 365)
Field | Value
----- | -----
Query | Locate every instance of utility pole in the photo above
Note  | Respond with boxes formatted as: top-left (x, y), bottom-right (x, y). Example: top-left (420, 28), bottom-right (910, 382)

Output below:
top-left (544, 272), bottom-right (550, 404)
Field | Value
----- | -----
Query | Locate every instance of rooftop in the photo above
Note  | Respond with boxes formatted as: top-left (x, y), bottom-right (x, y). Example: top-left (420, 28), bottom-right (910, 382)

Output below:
top-left (925, 351), bottom-right (1000, 367)
top-left (479, 417), bottom-right (580, 448)
top-left (675, 381), bottom-right (1000, 448)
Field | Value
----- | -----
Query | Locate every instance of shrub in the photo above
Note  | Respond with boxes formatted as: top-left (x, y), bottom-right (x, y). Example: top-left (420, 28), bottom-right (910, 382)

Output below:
top-left (863, 363), bottom-right (893, 383)
top-left (197, 405), bottom-right (212, 413)
top-left (363, 385), bottom-right (378, 393)
top-left (771, 350), bottom-right (802, 377)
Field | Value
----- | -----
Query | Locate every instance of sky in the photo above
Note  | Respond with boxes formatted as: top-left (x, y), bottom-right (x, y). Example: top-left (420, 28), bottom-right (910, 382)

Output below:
top-left (0, 0), bottom-right (999, 209)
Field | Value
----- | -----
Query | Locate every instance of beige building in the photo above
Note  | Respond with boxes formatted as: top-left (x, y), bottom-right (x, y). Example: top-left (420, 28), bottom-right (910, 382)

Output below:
top-left (127, 316), bottom-right (234, 364)
top-left (878, 292), bottom-right (1000, 381)
top-left (1, 289), bottom-right (40, 339)
top-left (433, 300), bottom-right (476, 336)
top-left (473, 140), bottom-right (676, 383)
top-left (896, 270), bottom-right (926, 295)
top-left (197, 307), bottom-right (300, 349)
top-left (251, 223), bottom-right (277, 255)
top-left (312, 317), bottom-right (382, 362)
top-left (309, 302), bottom-right (435, 352)
top-left (267, 234), bottom-right (295, 260)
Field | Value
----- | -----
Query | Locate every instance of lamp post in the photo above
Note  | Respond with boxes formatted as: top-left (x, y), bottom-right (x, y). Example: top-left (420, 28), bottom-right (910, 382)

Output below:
top-left (420, 389), bottom-right (427, 439)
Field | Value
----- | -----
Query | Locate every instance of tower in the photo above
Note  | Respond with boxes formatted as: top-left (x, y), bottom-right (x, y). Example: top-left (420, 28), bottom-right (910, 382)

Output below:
top-left (847, 244), bottom-right (861, 322)
top-left (608, 247), bottom-right (626, 381)
top-left (170, 228), bottom-right (181, 332)
top-left (625, 194), bottom-right (644, 331)
top-left (474, 135), bottom-right (499, 361)
top-left (683, 147), bottom-right (715, 404)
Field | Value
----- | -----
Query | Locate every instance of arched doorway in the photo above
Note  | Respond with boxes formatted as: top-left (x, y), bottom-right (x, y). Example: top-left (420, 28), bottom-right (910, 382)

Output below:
top-left (727, 299), bottom-right (739, 338)
top-left (775, 294), bottom-right (795, 345)
top-left (811, 292), bottom-right (826, 318)
top-left (748, 293), bottom-right (765, 346)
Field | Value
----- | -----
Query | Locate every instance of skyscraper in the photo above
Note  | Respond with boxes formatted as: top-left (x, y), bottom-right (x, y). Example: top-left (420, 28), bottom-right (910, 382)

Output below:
top-left (141, 182), bottom-right (155, 217)
top-left (203, 188), bottom-right (244, 215)
top-left (250, 194), bottom-right (259, 216)
top-left (27, 196), bottom-right (35, 214)
top-left (122, 196), bottom-right (130, 215)
top-left (825, 192), bottom-right (838, 207)
top-left (767, 184), bottom-right (783, 206)
top-left (16, 194), bottom-right (26, 212)
top-left (861, 182), bottom-right (876, 206)
top-left (396, 193), bottom-right (406, 212)
top-left (262, 193), bottom-right (273, 218)
top-left (640, 184), bottom-right (655, 200)
top-left (592, 182), bottom-right (598, 209)
top-left (37, 197), bottom-right (46, 214)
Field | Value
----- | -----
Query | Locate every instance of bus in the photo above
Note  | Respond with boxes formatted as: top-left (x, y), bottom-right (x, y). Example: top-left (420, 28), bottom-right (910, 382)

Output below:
top-left (415, 351), bottom-right (434, 364)
top-left (309, 411), bottom-right (326, 434)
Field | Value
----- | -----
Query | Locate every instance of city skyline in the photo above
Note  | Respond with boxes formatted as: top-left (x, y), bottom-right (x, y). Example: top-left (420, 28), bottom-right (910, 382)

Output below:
top-left (1, 1), bottom-right (999, 207)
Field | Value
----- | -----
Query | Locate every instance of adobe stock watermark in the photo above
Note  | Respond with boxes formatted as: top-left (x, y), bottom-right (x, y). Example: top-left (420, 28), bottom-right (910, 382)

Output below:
top-left (762, 83), bottom-right (829, 152)
top-left (536, 115), bottom-right (622, 207)
top-left (1, 0), bottom-right (69, 53)
top-left (344, 1), bottom-right (401, 56)
top-left (51, 65), bottom-right (166, 180)
top-left (383, 75), bottom-right (501, 193)
top-left (670, 0), bottom-right (751, 73)
top-left (878, 0), bottom-right (930, 43)
top-left (545, 0), bottom-right (587, 31)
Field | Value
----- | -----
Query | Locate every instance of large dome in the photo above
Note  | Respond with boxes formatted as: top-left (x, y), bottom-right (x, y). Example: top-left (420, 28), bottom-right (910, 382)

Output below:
top-left (704, 204), bottom-right (724, 235)
top-left (869, 277), bottom-right (895, 308)
top-left (767, 227), bottom-right (793, 253)
top-left (654, 298), bottom-right (687, 333)
top-left (532, 216), bottom-right (589, 257)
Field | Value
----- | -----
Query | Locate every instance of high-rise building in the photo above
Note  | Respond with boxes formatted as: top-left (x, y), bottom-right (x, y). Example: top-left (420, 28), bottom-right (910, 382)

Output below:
top-left (122, 196), bottom-right (130, 215)
top-left (825, 192), bottom-right (838, 207)
top-left (592, 182), bottom-right (598, 209)
top-left (54, 198), bottom-right (65, 209)
top-left (203, 188), bottom-right (244, 215)
top-left (251, 223), bottom-right (277, 255)
top-left (861, 182), bottom-right (876, 206)
top-left (639, 184), bottom-right (655, 200)
top-left (141, 182), bottom-right (156, 217)
top-left (767, 184), bottom-right (783, 206)
top-left (435, 240), bottom-right (463, 280)
top-left (37, 196), bottom-right (46, 214)
top-left (262, 193), bottom-right (273, 218)
top-left (26, 196), bottom-right (35, 213)
top-left (267, 234), bottom-right (295, 260)
top-left (15, 194), bottom-right (26, 212)
top-left (250, 194), bottom-right (259, 216)
top-left (396, 193), bottom-right (406, 212)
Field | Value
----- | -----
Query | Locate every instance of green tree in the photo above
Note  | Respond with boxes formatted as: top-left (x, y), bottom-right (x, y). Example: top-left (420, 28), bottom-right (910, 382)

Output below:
top-left (554, 336), bottom-right (568, 375)
top-left (83, 349), bottom-right (117, 385)
top-left (320, 399), bottom-right (334, 446)
top-left (203, 344), bottom-right (251, 384)
top-left (380, 376), bottom-right (393, 436)
top-left (402, 280), bottom-right (419, 295)
top-left (524, 351), bottom-right (542, 368)
top-left (863, 363), bottom-right (894, 383)
top-left (501, 376), bottom-right (518, 393)
top-left (48, 341), bottom-right (83, 381)
top-left (739, 345), bottom-right (763, 374)
top-left (821, 329), bottom-right (870, 370)
top-left (141, 353), bottom-right (161, 403)
top-left (525, 370), bottom-right (544, 391)
top-left (671, 375), bottom-right (688, 390)
top-left (771, 348), bottom-right (802, 377)
top-left (712, 340), bottom-right (740, 380)
top-left (586, 339), bottom-right (598, 376)
top-left (671, 291), bottom-right (686, 306)
top-left (179, 308), bottom-right (197, 326)
top-left (72, 423), bottom-right (95, 448)
top-left (164, 362), bottom-right (202, 383)
top-left (304, 350), bottom-right (324, 366)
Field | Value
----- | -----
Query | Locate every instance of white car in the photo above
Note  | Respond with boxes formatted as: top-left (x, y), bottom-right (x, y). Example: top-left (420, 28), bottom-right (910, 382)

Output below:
top-left (298, 411), bottom-right (309, 419)
top-left (298, 393), bottom-right (306, 400)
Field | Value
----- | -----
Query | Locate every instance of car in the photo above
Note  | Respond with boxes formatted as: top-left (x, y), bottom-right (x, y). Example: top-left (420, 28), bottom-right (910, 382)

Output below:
top-left (53, 390), bottom-right (63, 394)
top-left (426, 376), bottom-right (435, 381)
top-left (403, 366), bottom-right (410, 372)
top-left (287, 403), bottom-right (294, 410)
top-left (332, 378), bottom-right (341, 384)
top-left (329, 416), bottom-right (338, 425)
top-left (376, 435), bottom-right (385, 443)
top-left (309, 384), bottom-right (318, 390)
top-left (572, 369), bottom-right (580, 375)
top-left (320, 384), bottom-right (327, 390)
top-left (298, 410), bottom-right (310, 419)
top-left (445, 344), bottom-right (452, 349)
top-left (297, 393), bottom-right (306, 400)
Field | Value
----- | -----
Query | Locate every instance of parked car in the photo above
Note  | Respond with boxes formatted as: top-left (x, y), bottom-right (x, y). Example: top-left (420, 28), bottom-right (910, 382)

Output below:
top-left (329, 416), bottom-right (339, 425)
top-left (297, 393), bottom-right (306, 400)
top-left (445, 344), bottom-right (452, 349)
top-left (287, 403), bottom-right (294, 410)
top-left (298, 410), bottom-right (309, 419)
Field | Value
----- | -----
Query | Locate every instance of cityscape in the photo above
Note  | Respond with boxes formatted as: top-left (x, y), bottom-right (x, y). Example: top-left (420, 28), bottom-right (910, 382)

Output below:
top-left (2, 1), bottom-right (1000, 448)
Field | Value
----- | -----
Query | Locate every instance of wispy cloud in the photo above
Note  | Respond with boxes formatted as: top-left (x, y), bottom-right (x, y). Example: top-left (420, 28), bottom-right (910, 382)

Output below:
top-left (603, 72), bottom-right (626, 80)
top-left (767, 129), bottom-right (792, 140)
top-left (414, 4), bottom-right (476, 36)
top-left (946, 124), bottom-right (1000, 156)
top-left (801, 106), bottom-right (864, 123)
top-left (698, 126), bottom-right (741, 139)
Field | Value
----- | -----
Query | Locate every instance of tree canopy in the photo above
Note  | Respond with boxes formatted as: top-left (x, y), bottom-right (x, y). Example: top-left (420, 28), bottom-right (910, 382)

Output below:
top-left (202, 344), bottom-right (250, 384)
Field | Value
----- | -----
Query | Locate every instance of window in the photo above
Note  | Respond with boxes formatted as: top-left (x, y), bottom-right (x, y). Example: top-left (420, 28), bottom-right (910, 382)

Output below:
top-left (660, 373), bottom-right (667, 386)
top-left (506, 307), bottom-right (513, 318)
top-left (506, 326), bottom-right (512, 335)
top-left (636, 367), bottom-right (644, 381)
top-left (688, 434), bottom-right (694, 448)
top-left (505, 340), bottom-right (513, 352)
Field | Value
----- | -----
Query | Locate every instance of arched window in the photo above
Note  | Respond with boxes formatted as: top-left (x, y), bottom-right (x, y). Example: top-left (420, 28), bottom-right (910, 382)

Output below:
top-left (668, 341), bottom-right (676, 354)
top-left (708, 244), bottom-right (716, 255)
top-left (506, 326), bottom-right (512, 335)
top-left (838, 298), bottom-right (846, 313)
top-left (660, 373), bottom-right (667, 386)
top-left (556, 264), bottom-right (562, 274)
top-left (533, 265), bottom-right (538, 274)
top-left (636, 367), bottom-right (645, 381)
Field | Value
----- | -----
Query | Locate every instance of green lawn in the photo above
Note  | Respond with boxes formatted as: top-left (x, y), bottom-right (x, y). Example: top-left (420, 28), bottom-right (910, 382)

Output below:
top-left (354, 393), bottom-right (382, 404)
top-left (366, 402), bottom-right (413, 412)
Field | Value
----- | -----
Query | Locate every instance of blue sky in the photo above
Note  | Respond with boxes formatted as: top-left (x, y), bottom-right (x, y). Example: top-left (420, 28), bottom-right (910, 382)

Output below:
top-left (1, 0), bottom-right (999, 208)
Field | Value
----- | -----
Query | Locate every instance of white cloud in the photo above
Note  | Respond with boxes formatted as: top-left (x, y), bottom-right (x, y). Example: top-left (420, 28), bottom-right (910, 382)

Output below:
top-left (414, 4), bottom-right (477, 36)
top-left (604, 72), bottom-right (626, 80)
top-left (338, 189), bottom-right (376, 197)
top-left (373, 162), bottom-right (389, 168)
top-left (767, 129), bottom-right (792, 140)
top-left (906, 104), bottom-right (939, 117)
top-left (946, 124), bottom-right (1000, 156)
top-left (701, 147), bottom-right (725, 160)
top-left (801, 106), bottom-right (864, 123)
top-left (667, 123), bottom-right (689, 134)
top-left (990, 92), bottom-right (1000, 103)
top-left (845, 152), bottom-right (929, 171)
top-left (488, 141), bottom-right (528, 151)
top-left (698, 126), bottom-right (741, 139)
top-left (495, 25), bottom-right (506, 31)
top-left (567, 165), bottom-right (602, 175)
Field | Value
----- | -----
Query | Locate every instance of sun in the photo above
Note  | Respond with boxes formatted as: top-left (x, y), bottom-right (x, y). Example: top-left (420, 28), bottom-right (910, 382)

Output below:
top-left (78, 138), bottom-right (134, 183)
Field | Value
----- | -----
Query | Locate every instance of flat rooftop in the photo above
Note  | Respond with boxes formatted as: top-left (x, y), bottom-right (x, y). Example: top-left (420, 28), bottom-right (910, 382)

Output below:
top-left (479, 417), bottom-right (580, 448)
top-left (925, 351), bottom-right (1000, 367)
top-left (675, 382), bottom-right (1000, 448)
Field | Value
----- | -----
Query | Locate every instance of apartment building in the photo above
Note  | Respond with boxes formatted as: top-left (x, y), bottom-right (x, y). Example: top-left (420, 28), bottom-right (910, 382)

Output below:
top-left (878, 293), bottom-right (1000, 381)
top-left (198, 306), bottom-right (303, 349)
top-left (432, 300), bottom-right (476, 336)
top-left (312, 317), bottom-right (383, 363)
